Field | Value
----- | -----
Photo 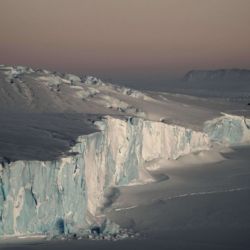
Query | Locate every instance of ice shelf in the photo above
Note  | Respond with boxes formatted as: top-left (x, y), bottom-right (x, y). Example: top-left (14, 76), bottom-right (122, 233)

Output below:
top-left (0, 116), bottom-right (210, 236)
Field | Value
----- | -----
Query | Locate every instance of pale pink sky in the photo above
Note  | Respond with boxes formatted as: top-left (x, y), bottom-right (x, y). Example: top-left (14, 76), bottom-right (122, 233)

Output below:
top-left (0, 0), bottom-right (250, 83)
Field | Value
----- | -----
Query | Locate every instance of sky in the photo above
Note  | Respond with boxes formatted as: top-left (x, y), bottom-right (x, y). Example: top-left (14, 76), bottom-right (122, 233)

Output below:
top-left (1, 0), bottom-right (250, 86)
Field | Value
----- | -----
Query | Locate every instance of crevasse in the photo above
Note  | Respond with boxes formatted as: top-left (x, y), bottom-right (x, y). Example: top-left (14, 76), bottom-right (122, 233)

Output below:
top-left (0, 116), bottom-right (210, 237)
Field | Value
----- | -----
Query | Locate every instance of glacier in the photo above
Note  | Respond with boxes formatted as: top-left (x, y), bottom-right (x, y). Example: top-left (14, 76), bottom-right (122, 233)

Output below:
top-left (0, 116), bottom-right (210, 237)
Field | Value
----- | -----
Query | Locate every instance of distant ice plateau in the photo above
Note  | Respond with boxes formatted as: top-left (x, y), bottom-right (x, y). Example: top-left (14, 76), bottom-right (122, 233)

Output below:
top-left (0, 65), bottom-right (250, 238)
top-left (184, 69), bottom-right (250, 83)
top-left (154, 68), bottom-right (250, 99)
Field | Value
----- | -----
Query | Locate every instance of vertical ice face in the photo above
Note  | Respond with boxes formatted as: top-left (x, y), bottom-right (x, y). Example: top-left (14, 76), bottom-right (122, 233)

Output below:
top-left (0, 116), bottom-right (210, 237)
top-left (142, 120), bottom-right (210, 163)
top-left (204, 114), bottom-right (250, 145)
top-left (0, 170), bottom-right (5, 235)
top-left (0, 158), bottom-right (87, 236)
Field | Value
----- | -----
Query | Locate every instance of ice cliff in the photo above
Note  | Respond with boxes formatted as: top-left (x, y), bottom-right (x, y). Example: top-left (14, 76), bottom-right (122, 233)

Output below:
top-left (0, 116), bottom-right (209, 237)
top-left (204, 114), bottom-right (250, 145)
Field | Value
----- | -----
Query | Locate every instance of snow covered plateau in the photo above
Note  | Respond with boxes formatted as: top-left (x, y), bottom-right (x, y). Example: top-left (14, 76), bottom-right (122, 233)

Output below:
top-left (0, 65), bottom-right (250, 241)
